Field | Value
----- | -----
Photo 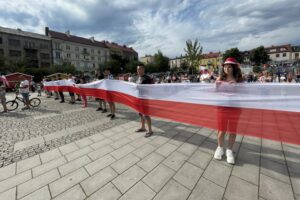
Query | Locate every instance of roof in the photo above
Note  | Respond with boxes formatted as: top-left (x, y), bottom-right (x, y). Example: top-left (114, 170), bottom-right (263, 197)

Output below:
top-left (104, 41), bottom-right (137, 53)
top-left (5, 72), bottom-right (34, 77)
top-left (201, 52), bottom-right (221, 59)
top-left (292, 46), bottom-right (300, 52)
top-left (48, 30), bottom-right (107, 48)
top-left (265, 44), bottom-right (292, 53)
top-left (0, 26), bottom-right (50, 41)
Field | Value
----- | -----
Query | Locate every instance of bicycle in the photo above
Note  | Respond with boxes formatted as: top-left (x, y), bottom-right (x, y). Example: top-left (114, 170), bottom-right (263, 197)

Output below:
top-left (6, 93), bottom-right (41, 111)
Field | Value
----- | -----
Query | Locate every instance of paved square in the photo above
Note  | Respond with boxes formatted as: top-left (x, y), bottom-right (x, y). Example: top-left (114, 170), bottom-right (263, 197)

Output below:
top-left (0, 93), bottom-right (299, 199)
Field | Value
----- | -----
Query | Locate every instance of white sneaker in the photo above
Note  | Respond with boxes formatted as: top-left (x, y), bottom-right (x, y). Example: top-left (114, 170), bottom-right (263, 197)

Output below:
top-left (226, 149), bottom-right (235, 164)
top-left (214, 146), bottom-right (224, 160)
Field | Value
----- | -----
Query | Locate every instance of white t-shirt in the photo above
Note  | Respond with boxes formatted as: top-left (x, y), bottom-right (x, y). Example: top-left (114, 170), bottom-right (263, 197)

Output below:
top-left (20, 80), bottom-right (30, 93)
top-left (200, 73), bottom-right (210, 83)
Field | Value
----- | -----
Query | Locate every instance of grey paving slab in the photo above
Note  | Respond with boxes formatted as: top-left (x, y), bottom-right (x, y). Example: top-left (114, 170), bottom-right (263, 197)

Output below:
top-left (187, 134), bottom-right (206, 146)
top-left (85, 154), bottom-right (116, 175)
top-left (143, 164), bottom-right (175, 192)
top-left (112, 165), bottom-right (146, 193)
top-left (188, 150), bottom-right (212, 169)
top-left (59, 142), bottom-right (79, 155)
top-left (130, 137), bottom-right (151, 148)
top-left (90, 138), bottom-right (114, 150)
top-left (88, 145), bottom-right (115, 161)
top-left (87, 182), bottom-right (121, 200)
top-left (65, 146), bottom-right (93, 161)
top-left (110, 144), bottom-right (135, 160)
top-left (40, 149), bottom-right (62, 164)
top-left (0, 187), bottom-right (16, 200)
top-left (14, 137), bottom-right (44, 152)
top-left (49, 168), bottom-right (89, 197)
top-left (153, 179), bottom-right (190, 200)
top-left (237, 147), bottom-right (260, 165)
top-left (290, 173), bottom-right (300, 195)
top-left (260, 157), bottom-right (290, 184)
top-left (173, 162), bottom-right (203, 190)
top-left (119, 181), bottom-right (156, 200)
top-left (137, 152), bottom-right (165, 172)
top-left (155, 142), bottom-right (178, 157)
top-left (32, 157), bottom-right (67, 177)
top-left (149, 136), bottom-right (170, 148)
top-left (0, 163), bottom-right (16, 182)
top-left (177, 143), bottom-right (198, 157)
top-left (88, 134), bottom-right (105, 143)
top-left (17, 155), bottom-right (41, 174)
top-left (188, 177), bottom-right (224, 200)
top-left (0, 170), bottom-right (31, 193)
top-left (20, 186), bottom-right (50, 200)
top-left (203, 160), bottom-right (231, 188)
top-left (163, 151), bottom-right (188, 171)
top-left (58, 155), bottom-right (91, 176)
top-left (111, 153), bottom-right (140, 174)
top-left (81, 167), bottom-right (117, 196)
top-left (197, 140), bottom-right (218, 155)
top-left (224, 176), bottom-right (258, 200)
top-left (111, 137), bottom-right (131, 149)
top-left (17, 169), bottom-right (60, 199)
top-left (232, 160), bottom-right (259, 185)
top-left (132, 143), bottom-right (156, 158)
top-left (53, 184), bottom-right (86, 200)
top-left (259, 174), bottom-right (294, 200)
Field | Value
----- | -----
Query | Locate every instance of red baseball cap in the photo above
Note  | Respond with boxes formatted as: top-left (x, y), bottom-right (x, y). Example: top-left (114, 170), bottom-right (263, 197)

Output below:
top-left (223, 57), bottom-right (239, 65)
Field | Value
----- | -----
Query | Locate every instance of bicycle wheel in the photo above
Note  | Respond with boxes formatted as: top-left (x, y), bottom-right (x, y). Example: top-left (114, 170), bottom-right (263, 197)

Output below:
top-left (6, 100), bottom-right (18, 111)
top-left (30, 98), bottom-right (41, 107)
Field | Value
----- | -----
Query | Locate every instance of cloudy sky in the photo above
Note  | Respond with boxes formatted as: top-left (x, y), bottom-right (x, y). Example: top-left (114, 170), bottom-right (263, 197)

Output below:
top-left (0, 0), bottom-right (300, 58)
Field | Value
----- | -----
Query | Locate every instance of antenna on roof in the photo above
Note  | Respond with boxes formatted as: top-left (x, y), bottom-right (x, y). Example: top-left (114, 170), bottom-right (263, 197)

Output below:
top-left (65, 30), bottom-right (70, 37)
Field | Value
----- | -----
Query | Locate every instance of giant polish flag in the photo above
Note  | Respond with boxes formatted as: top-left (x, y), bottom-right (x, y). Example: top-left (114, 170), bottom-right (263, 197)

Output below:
top-left (44, 79), bottom-right (300, 145)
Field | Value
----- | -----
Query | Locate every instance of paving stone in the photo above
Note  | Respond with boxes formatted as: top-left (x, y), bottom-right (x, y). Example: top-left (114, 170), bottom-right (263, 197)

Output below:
top-left (0, 170), bottom-right (31, 193)
top-left (260, 174), bottom-right (294, 200)
top-left (53, 184), bottom-right (86, 200)
top-left (90, 138), bottom-right (114, 150)
top-left (88, 133), bottom-right (105, 143)
top-left (75, 138), bottom-right (93, 148)
top-left (0, 163), bottom-right (16, 182)
top-left (237, 147), bottom-right (260, 165)
top-left (163, 151), bottom-right (188, 171)
top-left (261, 146), bottom-right (285, 165)
top-left (40, 149), bottom-right (62, 163)
top-left (65, 146), bottom-right (93, 161)
top-left (132, 143), bottom-right (156, 158)
top-left (203, 160), bottom-right (231, 188)
top-left (14, 137), bottom-right (44, 152)
top-left (187, 134), bottom-right (206, 146)
top-left (290, 173), bottom-right (300, 195)
top-left (59, 156), bottom-right (91, 176)
top-left (111, 154), bottom-right (140, 174)
top-left (130, 137), bottom-right (151, 148)
top-left (198, 140), bottom-right (218, 155)
top-left (0, 187), bottom-right (16, 200)
top-left (20, 186), bottom-right (50, 200)
top-left (149, 137), bottom-right (170, 148)
top-left (153, 179), bottom-right (190, 200)
top-left (224, 176), bottom-right (258, 200)
top-left (137, 152), bottom-right (165, 172)
top-left (188, 177), bottom-right (224, 200)
top-left (119, 181), bottom-right (156, 200)
top-left (59, 143), bottom-right (79, 155)
top-left (232, 160), bottom-right (259, 185)
top-left (110, 144), bottom-right (135, 160)
top-left (143, 164), bottom-right (175, 192)
top-left (188, 150), bottom-right (212, 169)
top-left (18, 169), bottom-right (60, 199)
top-left (177, 143), bottom-right (198, 156)
top-left (111, 137), bottom-right (131, 149)
top-left (173, 162), bottom-right (203, 190)
top-left (32, 157), bottom-right (67, 177)
top-left (49, 168), bottom-right (89, 197)
top-left (17, 155), bottom-right (41, 174)
top-left (110, 132), bottom-right (127, 141)
top-left (113, 165), bottom-right (146, 193)
top-left (88, 145), bottom-right (114, 161)
top-left (85, 154), bottom-right (116, 175)
top-left (87, 182), bottom-right (121, 200)
top-left (260, 157), bottom-right (290, 184)
top-left (81, 167), bottom-right (117, 196)
top-left (155, 142), bottom-right (178, 157)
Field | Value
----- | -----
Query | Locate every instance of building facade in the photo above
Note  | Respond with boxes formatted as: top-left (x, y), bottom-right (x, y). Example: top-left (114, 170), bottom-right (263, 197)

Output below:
top-left (104, 41), bottom-right (138, 62)
top-left (265, 44), bottom-right (293, 64)
top-left (46, 28), bottom-right (110, 73)
top-left (139, 55), bottom-right (154, 64)
top-left (0, 26), bottom-right (52, 69)
top-left (169, 56), bottom-right (187, 69)
top-left (199, 52), bottom-right (222, 70)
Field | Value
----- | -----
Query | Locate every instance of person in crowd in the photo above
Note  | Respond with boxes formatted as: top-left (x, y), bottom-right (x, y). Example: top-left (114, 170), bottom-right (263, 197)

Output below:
top-left (75, 76), bottom-right (82, 101)
top-left (57, 75), bottom-right (65, 103)
top-left (135, 63), bottom-right (154, 137)
top-left (68, 74), bottom-right (76, 104)
top-left (0, 79), bottom-right (7, 112)
top-left (104, 68), bottom-right (116, 119)
top-left (79, 76), bottom-right (87, 108)
top-left (200, 69), bottom-right (211, 83)
top-left (128, 74), bottom-right (135, 82)
top-left (95, 72), bottom-right (107, 112)
top-left (296, 70), bottom-right (300, 83)
top-left (36, 82), bottom-right (42, 96)
top-left (214, 57), bottom-right (243, 165)
top-left (19, 76), bottom-right (30, 110)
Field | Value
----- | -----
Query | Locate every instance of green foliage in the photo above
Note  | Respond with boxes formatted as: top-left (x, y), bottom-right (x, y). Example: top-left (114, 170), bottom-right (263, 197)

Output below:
top-left (222, 48), bottom-right (244, 63)
top-left (250, 46), bottom-right (270, 65)
top-left (105, 59), bottom-right (122, 75)
top-left (252, 65), bottom-right (263, 73)
top-left (125, 60), bottom-right (139, 73)
top-left (184, 39), bottom-right (203, 73)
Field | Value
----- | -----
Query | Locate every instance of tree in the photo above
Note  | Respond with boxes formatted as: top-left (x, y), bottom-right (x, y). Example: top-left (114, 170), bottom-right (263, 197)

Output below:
top-left (184, 39), bottom-right (203, 74)
top-left (252, 65), bottom-right (263, 73)
top-left (250, 46), bottom-right (270, 65)
top-left (222, 48), bottom-right (244, 63)
top-left (125, 60), bottom-right (139, 73)
top-left (153, 50), bottom-right (169, 72)
top-left (180, 60), bottom-right (189, 72)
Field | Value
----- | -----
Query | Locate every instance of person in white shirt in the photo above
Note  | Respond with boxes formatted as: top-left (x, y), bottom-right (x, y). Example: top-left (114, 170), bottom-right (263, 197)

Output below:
top-left (200, 69), bottom-right (211, 83)
top-left (19, 77), bottom-right (30, 110)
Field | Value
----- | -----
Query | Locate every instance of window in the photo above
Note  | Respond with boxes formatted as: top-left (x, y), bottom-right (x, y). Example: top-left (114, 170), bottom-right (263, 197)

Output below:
top-left (40, 53), bottom-right (50, 59)
top-left (295, 53), bottom-right (299, 59)
top-left (0, 49), bottom-right (3, 55)
top-left (98, 50), bottom-right (101, 54)
top-left (67, 53), bottom-right (71, 58)
top-left (66, 45), bottom-right (70, 50)
top-left (283, 53), bottom-right (286, 57)
top-left (75, 47), bottom-right (79, 51)
top-left (76, 54), bottom-right (79, 59)
top-left (9, 50), bottom-right (21, 57)
top-left (55, 51), bottom-right (61, 59)
top-left (55, 43), bottom-right (61, 50)
top-left (276, 54), bottom-right (280, 58)
top-left (41, 62), bottom-right (50, 68)
top-left (8, 39), bottom-right (20, 47)
top-left (91, 49), bottom-right (94, 53)
top-left (40, 43), bottom-right (49, 49)
top-left (91, 56), bottom-right (94, 60)
top-left (0, 37), bottom-right (2, 44)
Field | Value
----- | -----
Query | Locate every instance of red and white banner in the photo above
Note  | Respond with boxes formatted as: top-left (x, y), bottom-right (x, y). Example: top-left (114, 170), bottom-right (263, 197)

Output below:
top-left (44, 80), bottom-right (300, 145)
